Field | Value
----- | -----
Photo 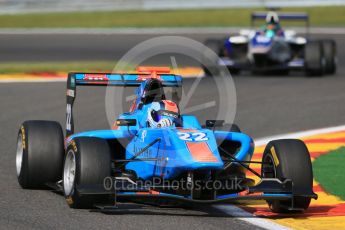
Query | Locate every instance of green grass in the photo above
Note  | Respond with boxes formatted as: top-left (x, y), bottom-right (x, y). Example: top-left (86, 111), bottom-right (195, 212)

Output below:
top-left (0, 61), bottom-right (117, 74)
top-left (313, 147), bottom-right (345, 200)
top-left (0, 6), bottom-right (344, 28)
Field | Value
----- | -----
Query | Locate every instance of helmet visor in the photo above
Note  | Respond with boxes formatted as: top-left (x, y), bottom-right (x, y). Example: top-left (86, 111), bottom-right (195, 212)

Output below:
top-left (151, 109), bottom-right (179, 122)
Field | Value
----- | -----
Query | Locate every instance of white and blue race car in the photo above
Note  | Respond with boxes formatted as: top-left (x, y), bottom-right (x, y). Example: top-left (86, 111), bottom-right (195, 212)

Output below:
top-left (202, 12), bottom-right (336, 76)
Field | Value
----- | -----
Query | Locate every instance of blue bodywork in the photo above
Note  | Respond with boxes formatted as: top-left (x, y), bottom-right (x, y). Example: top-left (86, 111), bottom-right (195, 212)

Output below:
top-left (65, 70), bottom-right (295, 202)
top-left (66, 72), bottom-right (254, 181)
top-left (69, 128), bottom-right (254, 180)
top-left (251, 31), bottom-right (275, 48)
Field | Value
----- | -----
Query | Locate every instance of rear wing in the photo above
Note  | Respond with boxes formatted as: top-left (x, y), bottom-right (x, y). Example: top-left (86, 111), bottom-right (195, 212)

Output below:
top-left (70, 73), bottom-right (182, 87)
top-left (66, 68), bottom-right (182, 137)
top-left (251, 12), bottom-right (309, 33)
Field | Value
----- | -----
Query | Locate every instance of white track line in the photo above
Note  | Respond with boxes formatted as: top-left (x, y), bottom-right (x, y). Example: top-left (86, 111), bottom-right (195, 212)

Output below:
top-left (255, 124), bottom-right (345, 146)
top-left (214, 124), bottom-right (345, 230)
top-left (0, 27), bottom-right (344, 35)
top-left (214, 205), bottom-right (291, 230)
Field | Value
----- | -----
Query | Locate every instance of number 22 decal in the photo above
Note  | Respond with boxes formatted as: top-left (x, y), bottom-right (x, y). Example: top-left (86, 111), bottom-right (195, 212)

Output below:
top-left (177, 132), bottom-right (208, 142)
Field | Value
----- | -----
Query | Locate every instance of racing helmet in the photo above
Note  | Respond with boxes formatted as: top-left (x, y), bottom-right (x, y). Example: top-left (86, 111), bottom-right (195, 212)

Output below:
top-left (147, 100), bottom-right (179, 128)
top-left (266, 11), bottom-right (279, 24)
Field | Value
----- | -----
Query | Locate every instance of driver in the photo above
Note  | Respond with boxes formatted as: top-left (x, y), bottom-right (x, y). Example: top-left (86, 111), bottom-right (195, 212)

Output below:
top-left (262, 11), bottom-right (283, 36)
top-left (147, 100), bottom-right (179, 128)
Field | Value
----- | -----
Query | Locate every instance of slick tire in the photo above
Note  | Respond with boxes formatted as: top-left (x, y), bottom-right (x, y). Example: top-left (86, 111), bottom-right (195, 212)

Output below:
top-left (262, 139), bottom-right (314, 213)
top-left (16, 120), bottom-right (64, 189)
top-left (63, 137), bottom-right (112, 209)
top-left (305, 41), bottom-right (325, 76)
top-left (322, 39), bottom-right (336, 75)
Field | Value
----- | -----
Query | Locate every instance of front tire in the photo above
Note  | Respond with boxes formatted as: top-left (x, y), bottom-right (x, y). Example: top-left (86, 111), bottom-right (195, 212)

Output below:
top-left (262, 139), bottom-right (314, 213)
top-left (16, 120), bottom-right (64, 189)
top-left (322, 39), bottom-right (336, 75)
top-left (305, 41), bottom-right (325, 76)
top-left (63, 137), bottom-right (112, 209)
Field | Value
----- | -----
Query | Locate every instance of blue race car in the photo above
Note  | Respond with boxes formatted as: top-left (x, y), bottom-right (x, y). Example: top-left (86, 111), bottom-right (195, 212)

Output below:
top-left (16, 67), bottom-right (317, 212)
top-left (202, 12), bottom-right (336, 76)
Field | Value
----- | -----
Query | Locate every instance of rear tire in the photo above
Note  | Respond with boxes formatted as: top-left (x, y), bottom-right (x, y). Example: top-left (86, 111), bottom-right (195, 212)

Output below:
top-left (304, 41), bottom-right (325, 76)
top-left (322, 39), bottom-right (336, 75)
top-left (63, 137), bottom-right (112, 209)
top-left (262, 139), bottom-right (313, 213)
top-left (16, 120), bottom-right (64, 189)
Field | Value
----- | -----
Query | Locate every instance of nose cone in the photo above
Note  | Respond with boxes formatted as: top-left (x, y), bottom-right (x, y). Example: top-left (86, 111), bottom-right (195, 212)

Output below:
top-left (169, 129), bottom-right (224, 171)
top-left (184, 141), bottom-right (219, 163)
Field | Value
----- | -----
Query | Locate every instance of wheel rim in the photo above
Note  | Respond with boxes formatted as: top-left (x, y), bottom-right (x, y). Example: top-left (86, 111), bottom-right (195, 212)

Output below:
top-left (16, 133), bottom-right (23, 177)
top-left (262, 153), bottom-right (277, 178)
top-left (63, 150), bottom-right (76, 196)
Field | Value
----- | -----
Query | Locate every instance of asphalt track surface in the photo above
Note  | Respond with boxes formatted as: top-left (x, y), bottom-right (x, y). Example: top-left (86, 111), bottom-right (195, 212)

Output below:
top-left (0, 32), bottom-right (345, 229)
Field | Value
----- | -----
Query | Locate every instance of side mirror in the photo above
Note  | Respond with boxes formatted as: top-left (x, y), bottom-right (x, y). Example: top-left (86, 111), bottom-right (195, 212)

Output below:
top-left (205, 120), bottom-right (224, 128)
top-left (116, 119), bottom-right (137, 127)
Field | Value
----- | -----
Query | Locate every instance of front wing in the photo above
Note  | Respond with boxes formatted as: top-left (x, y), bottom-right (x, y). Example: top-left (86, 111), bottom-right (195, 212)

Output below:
top-left (74, 178), bottom-right (317, 206)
